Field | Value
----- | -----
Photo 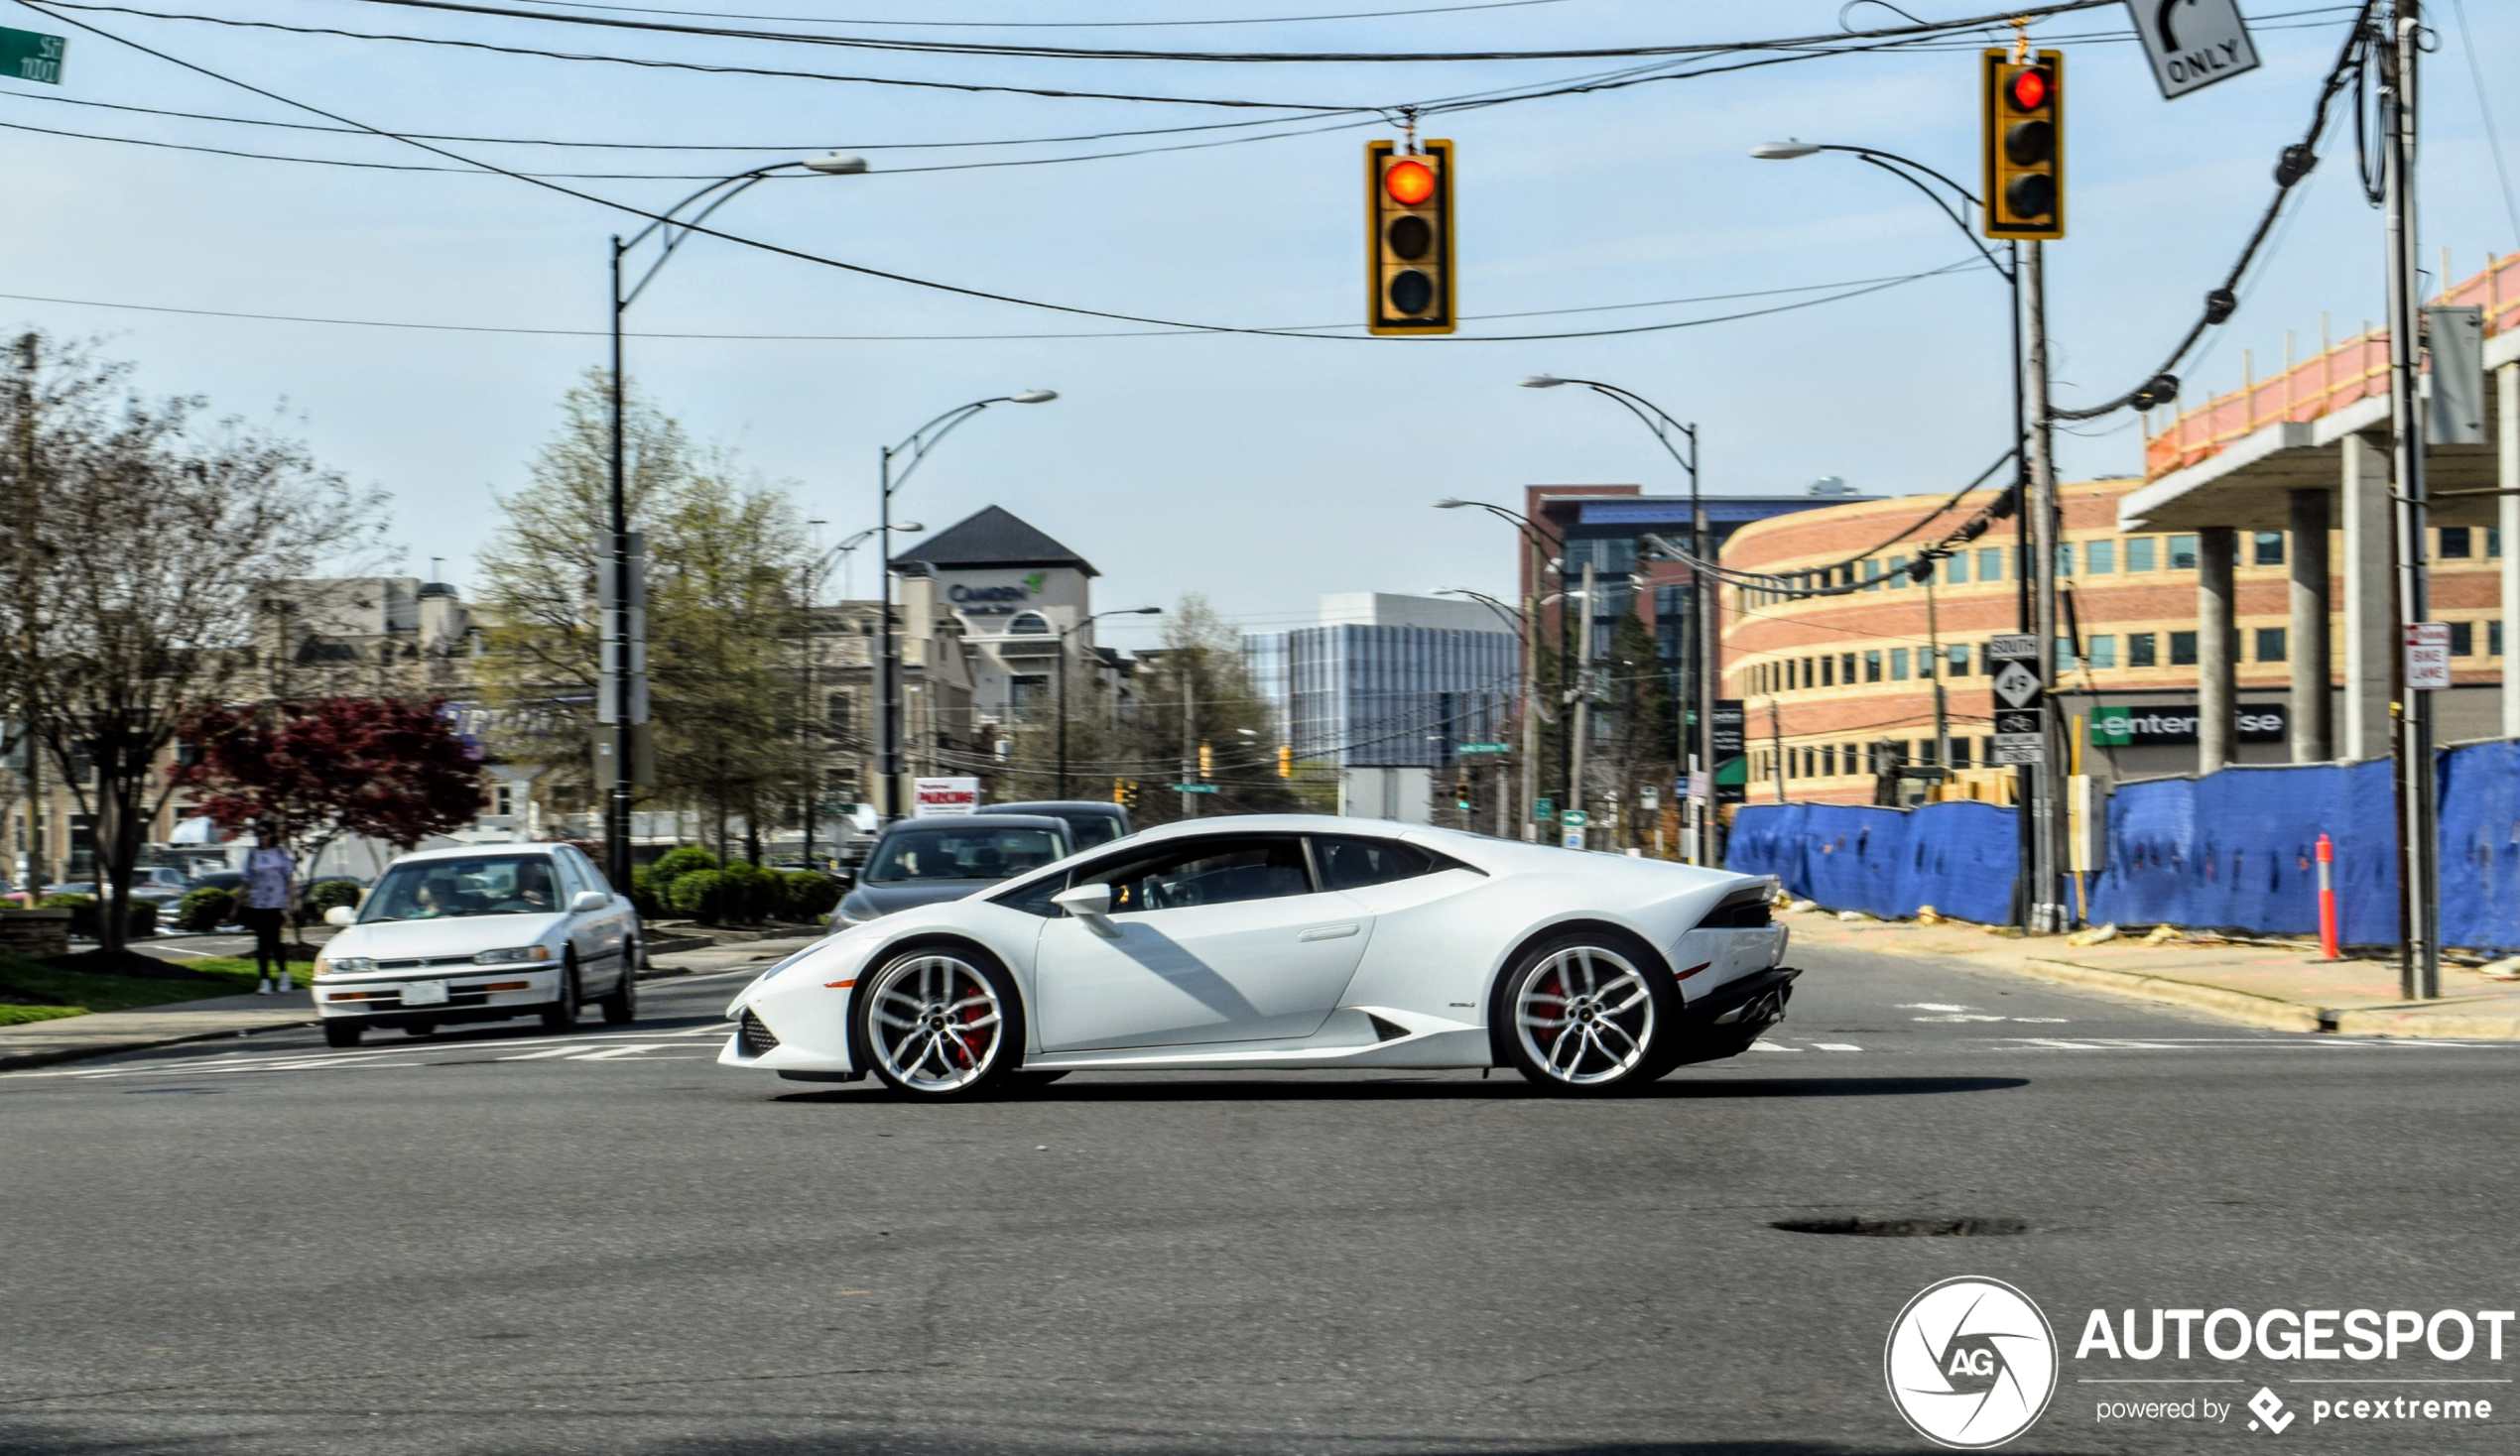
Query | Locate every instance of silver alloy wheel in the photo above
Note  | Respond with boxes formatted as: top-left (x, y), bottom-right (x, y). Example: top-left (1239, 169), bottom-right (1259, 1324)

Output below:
top-left (867, 953), bottom-right (1006, 1092)
top-left (1516, 944), bottom-right (1655, 1086)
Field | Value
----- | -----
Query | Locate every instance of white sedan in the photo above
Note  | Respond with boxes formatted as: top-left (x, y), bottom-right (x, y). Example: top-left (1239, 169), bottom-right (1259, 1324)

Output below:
top-left (720, 815), bottom-right (1794, 1098)
top-left (313, 843), bottom-right (641, 1047)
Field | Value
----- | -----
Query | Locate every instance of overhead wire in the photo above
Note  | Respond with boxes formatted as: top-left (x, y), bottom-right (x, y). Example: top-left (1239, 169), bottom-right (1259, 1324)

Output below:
top-left (482, 0), bottom-right (1589, 28)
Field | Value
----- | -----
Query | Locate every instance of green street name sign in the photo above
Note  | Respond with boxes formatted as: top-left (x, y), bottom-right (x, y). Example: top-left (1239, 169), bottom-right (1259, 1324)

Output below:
top-left (0, 29), bottom-right (65, 85)
top-left (1170, 783), bottom-right (1220, 794)
top-left (1455, 743), bottom-right (1510, 754)
top-left (1560, 809), bottom-right (1590, 828)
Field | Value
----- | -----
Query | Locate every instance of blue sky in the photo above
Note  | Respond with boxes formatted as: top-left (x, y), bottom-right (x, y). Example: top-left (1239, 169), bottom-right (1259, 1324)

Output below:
top-left (0, 0), bottom-right (2512, 654)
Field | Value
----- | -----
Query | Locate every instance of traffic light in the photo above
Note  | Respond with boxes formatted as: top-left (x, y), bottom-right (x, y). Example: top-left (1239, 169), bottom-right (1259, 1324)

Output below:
top-left (1980, 49), bottom-right (2063, 240)
top-left (1277, 743), bottom-right (1294, 779)
top-left (1197, 742), bottom-right (1213, 778)
top-left (1365, 139), bottom-right (1455, 335)
top-left (1112, 778), bottom-right (1133, 806)
top-left (1454, 776), bottom-right (1472, 811)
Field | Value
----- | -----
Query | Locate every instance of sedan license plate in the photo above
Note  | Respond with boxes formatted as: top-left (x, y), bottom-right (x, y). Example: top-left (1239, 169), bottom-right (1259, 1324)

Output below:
top-left (401, 981), bottom-right (449, 1007)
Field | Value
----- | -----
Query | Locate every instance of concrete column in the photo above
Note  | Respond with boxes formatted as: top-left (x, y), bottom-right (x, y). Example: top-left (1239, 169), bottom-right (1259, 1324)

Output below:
top-left (2501, 362), bottom-right (2519, 739)
top-left (2198, 525), bottom-right (2238, 773)
top-left (2288, 488), bottom-right (2333, 760)
top-left (2341, 430), bottom-right (2395, 760)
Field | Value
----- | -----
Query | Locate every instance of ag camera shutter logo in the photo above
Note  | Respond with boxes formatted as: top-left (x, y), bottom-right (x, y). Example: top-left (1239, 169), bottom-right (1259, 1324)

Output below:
top-left (1885, 1276), bottom-right (2059, 1448)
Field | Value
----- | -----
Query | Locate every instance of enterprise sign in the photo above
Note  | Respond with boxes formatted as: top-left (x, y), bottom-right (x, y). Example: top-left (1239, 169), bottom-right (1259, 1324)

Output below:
top-left (2089, 703), bottom-right (2287, 747)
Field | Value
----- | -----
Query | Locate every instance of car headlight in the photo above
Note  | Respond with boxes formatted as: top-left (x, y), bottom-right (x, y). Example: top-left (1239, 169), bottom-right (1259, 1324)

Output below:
top-left (316, 956), bottom-right (375, 977)
top-left (473, 945), bottom-right (554, 965)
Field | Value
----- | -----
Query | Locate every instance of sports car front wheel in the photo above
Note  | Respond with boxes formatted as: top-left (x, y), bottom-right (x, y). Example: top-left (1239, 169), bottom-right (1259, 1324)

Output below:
top-left (855, 946), bottom-right (1021, 1099)
top-left (1501, 931), bottom-right (1680, 1095)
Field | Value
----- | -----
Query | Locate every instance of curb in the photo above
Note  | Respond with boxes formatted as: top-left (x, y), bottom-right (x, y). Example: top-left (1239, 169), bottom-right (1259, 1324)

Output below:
top-left (0, 1017), bottom-right (314, 1073)
top-left (2012, 957), bottom-right (2327, 1033)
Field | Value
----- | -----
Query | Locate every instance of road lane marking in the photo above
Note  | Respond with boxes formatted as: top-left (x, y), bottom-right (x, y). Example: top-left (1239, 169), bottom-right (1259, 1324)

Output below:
top-left (1811, 1042), bottom-right (1864, 1051)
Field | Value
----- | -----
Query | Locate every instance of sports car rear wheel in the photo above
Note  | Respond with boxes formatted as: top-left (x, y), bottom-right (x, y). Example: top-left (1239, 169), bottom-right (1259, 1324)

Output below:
top-left (1502, 932), bottom-right (1678, 1094)
top-left (856, 947), bottom-right (1020, 1099)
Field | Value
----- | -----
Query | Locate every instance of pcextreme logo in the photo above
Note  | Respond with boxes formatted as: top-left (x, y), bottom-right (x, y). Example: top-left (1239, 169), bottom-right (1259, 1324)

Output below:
top-left (1884, 1276), bottom-right (2060, 1449)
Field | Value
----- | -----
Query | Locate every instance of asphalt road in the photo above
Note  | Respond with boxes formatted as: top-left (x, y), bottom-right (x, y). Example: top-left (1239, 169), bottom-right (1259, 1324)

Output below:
top-left (4, 940), bottom-right (2515, 1455)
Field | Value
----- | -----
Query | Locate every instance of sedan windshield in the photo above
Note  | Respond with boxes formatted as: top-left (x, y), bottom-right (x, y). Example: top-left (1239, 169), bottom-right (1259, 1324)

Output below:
top-left (363, 855), bottom-right (561, 921)
top-left (866, 827), bottom-right (1063, 884)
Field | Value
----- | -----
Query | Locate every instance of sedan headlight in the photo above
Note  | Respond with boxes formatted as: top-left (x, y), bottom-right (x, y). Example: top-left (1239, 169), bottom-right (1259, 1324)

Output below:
top-left (316, 956), bottom-right (375, 977)
top-left (473, 945), bottom-right (554, 965)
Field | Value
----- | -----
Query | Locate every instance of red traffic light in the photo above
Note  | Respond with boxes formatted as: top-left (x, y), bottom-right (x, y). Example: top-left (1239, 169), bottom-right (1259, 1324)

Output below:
top-left (2007, 66), bottom-right (2050, 111)
top-left (1384, 158), bottom-right (1436, 206)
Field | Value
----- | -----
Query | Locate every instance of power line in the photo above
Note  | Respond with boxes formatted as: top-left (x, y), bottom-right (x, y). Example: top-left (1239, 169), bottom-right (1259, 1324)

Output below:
top-left (503, 0), bottom-right (1587, 29)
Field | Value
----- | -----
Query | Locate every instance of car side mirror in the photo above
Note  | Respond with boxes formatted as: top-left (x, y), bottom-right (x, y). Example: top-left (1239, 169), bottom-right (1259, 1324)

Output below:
top-left (568, 890), bottom-right (609, 913)
top-left (323, 906), bottom-right (356, 927)
top-left (1051, 882), bottom-right (1114, 932)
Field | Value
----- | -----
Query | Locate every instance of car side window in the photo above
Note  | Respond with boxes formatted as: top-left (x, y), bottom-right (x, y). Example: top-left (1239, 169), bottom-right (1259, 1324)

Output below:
top-left (568, 847), bottom-right (612, 896)
top-left (552, 849), bottom-right (590, 902)
top-left (1311, 835), bottom-right (1441, 892)
top-left (992, 871), bottom-right (1071, 919)
top-left (1086, 836), bottom-right (1314, 912)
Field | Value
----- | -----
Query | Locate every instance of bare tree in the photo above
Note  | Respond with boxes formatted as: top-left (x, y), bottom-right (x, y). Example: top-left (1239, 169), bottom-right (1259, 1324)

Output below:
top-left (0, 332), bottom-right (384, 956)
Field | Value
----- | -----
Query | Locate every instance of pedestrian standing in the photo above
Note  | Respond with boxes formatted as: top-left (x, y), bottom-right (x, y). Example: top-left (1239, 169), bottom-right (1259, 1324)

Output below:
top-left (242, 826), bottom-right (294, 995)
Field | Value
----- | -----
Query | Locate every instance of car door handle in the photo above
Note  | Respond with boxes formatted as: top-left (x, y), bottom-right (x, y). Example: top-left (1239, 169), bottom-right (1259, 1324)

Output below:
top-left (1298, 923), bottom-right (1360, 941)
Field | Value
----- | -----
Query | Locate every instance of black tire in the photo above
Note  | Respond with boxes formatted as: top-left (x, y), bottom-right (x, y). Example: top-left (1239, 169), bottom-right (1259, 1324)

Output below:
top-left (540, 959), bottom-right (580, 1031)
top-left (1496, 928), bottom-right (1682, 1096)
top-left (322, 1021), bottom-right (363, 1048)
top-left (598, 949), bottom-right (639, 1025)
top-left (404, 1022), bottom-right (438, 1037)
top-left (852, 942), bottom-right (1023, 1100)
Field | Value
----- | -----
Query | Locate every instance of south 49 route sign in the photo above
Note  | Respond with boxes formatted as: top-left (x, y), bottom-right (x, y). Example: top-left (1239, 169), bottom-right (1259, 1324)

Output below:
top-left (0, 28), bottom-right (65, 85)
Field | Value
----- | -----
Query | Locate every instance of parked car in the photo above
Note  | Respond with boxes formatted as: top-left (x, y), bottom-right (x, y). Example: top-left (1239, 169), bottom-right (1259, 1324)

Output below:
top-left (311, 842), bottom-right (640, 1047)
top-left (990, 800), bottom-right (1132, 851)
top-left (829, 814), bottom-right (1072, 929)
top-left (723, 815), bottom-right (1796, 1099)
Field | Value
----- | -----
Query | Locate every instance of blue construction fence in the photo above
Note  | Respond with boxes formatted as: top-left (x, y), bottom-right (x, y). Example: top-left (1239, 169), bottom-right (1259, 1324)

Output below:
top-left (1725, 739), bottom-right (2520, 953)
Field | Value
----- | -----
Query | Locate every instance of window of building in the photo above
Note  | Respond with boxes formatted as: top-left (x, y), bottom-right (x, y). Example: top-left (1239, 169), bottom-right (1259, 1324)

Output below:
top-left (1949, 737), bottom-right (1971, 769)
top-left (1862, 559), bottom-right (1883, 591)
top-left (2450, 621), bottom-right (2474, 656)
top-left (1946, 553), bottom-right (1969, 584)
top-left (1841, 652), bottom-right (1858, 683)
top-left (1008, 673), bottom-right (1051, 721)
top-left (2086, 635), bottom-right (2117, 669)
top-left (1947, 643), bottom-right (1970, 677)
top-left (2171, 631), bottom-right (2199, 666)
top-left (1007, 611), bottom-right (1052, 635)
top-left (826, 690), bottom-right (853, 736)
top-left (494, 784), bottom-right (514, 817)
top-left (1864, 651), bottom-right (1883, 683)
top-left (1975, 546), bottom-right (2004, 581)
top-left (2491, 529), bottom-right (2504, 558)
top-left (1890, 648), bottom-right (1910, 680)
top-left (2056, 542), bottom-right (2076, 577)
top-left (2440, 527), bottom-right (2472, 559)
top-left (1820, 744), bottom-right (1835, 776)
top-left (2086, 540), bottom-right (2116, 574)
top-left (1889, 555), bottom-right (1909, 588)
top-left (2494, 620), bottom-right (2505, 658)
top-left (2253, 532), bottom-right (2286, 566)
top-left (2057, 638), bottom-right (2078, 673)
top-left (2169, 536), bottom-right (2200, 569)
top-left (2129, 632), bottom-right (2158, 667)
top-left (2127, 537), bottom-right (2157, 571)
top-left (1820, 655), bottom-right (1834, 687)
top-left (2256, 627), bottom-right (2287, 663)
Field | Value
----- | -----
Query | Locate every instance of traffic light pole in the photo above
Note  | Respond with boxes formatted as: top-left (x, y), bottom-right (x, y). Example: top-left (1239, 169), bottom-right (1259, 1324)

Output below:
top-left (2380, 0), bottom-right (2440, 998)
top-left (2023, 239), bottom-right (2068, 933)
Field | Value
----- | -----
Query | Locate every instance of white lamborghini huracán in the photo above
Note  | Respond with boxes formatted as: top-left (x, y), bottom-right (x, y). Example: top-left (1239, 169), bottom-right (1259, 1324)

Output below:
top-left (721, 815), bottom-right (1796, 1097)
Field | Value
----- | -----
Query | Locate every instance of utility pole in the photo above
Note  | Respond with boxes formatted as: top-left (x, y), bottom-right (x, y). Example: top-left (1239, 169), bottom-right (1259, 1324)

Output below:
top-left (1927, 570), bottom-right (1950, 774)
top-left (799, 549), bottom-right (819, 873)
top-left (2381, 0), bottom-right (2439, 998)
top-left (1693, 503), bottom-right (1717, 866)
top-left (13, 334), bottom-right (44, 893)
top-left (2022, 238), bottom-right (2068, 932)
top-left (1569, 560), bottom-right (1596, 841)
top-left (1768, 696), bottom-right (1785, 803)
top-left (1519, 541), bottom-right (1541, 842)
top-left (1179, 657), bottom-right (1198, 820)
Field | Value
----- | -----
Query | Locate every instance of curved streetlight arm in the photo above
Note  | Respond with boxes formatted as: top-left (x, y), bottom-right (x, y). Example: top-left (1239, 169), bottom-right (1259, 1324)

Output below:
top-left (1435, 587), bottom-right (1524, 633)
top-left (618, 169), bottom-right (782, 308)
top-left (884, 398), bottom-right (1011, 499)
top-left (1807, 145), bottom-right (2013, 283)
top-left (1438, 498), bottom-right (1560, 564)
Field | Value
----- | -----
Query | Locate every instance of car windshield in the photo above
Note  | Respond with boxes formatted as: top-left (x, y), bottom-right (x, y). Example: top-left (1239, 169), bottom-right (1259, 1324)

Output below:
top-left (865, 827), bottom-right (1064, 884)
top-left (362, 855), bottom-right (561, 920)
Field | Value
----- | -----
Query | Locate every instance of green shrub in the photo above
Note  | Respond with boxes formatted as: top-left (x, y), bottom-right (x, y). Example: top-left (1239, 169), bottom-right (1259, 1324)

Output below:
top-left (44, 894), bottom-right (158, 939)
top-left (647, 846), bottom-right (717, 895)
top-left (665, 868), bottom-right (727, 922)
top-left (780, 871), bottom-right (841, 923)
top-left (176, 886), bottom-right (236, 932)
top-left (39, 893), bottom-right (88, 910)
top-left (720, 861), bottom-right (779, 923)
top-left (306, 880), bottom-right (362, 915)
top-left (630, 865), bottom-right (662, 918)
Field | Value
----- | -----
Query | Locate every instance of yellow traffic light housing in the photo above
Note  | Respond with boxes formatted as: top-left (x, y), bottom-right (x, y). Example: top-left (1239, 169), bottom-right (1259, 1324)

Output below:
top-left (1366, 139), bottom-right (1455, 335)
top-left (1277, 743), bottom-right (1294, 779)
top-left (1981, 49), bottom-right (2064, 240)
top-left (1197, 742), bottom-right (1214, 778)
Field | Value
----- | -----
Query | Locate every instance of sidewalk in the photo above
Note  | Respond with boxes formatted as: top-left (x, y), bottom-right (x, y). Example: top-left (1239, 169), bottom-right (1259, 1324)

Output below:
top-left (0, 934), bottom-right (826, 1072)
top-left (1784, 908), bottom-right (2520, 1038)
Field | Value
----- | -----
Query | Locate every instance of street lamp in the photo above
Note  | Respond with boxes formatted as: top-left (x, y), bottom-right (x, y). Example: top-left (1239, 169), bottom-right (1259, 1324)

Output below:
top-left (874, 390), bottom-right (1058, 822)
top-left (1056, 606), bottom-right (1162, 799)
top-left (798, 522), bottom-right (918, 872)
top-left (1433, 499), bottom-right (1562, 844)
top-left (1752, 137), bottom-right (2043, 924)
top-left (1516, 376), bottom-right (1711, 862)
top-left (603, 153), bottom-right (867, 889)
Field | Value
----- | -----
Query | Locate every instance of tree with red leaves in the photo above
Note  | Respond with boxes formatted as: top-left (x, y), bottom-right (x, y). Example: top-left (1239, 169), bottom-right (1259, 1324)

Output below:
top-left (175, 697), bottom-right (485, 900)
